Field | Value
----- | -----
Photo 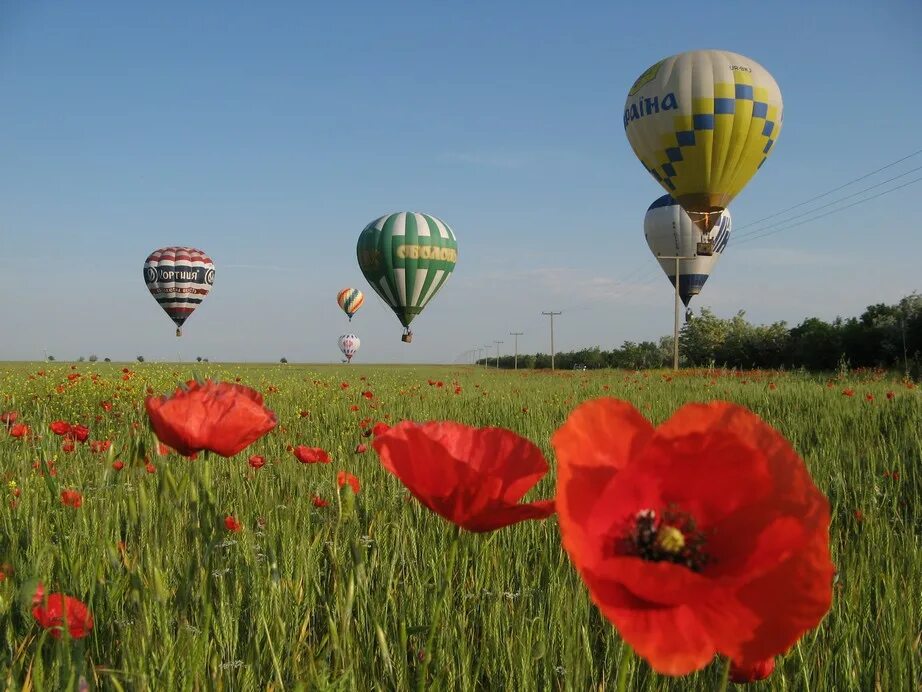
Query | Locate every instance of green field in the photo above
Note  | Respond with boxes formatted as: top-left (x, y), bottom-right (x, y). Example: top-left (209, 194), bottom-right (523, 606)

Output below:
top-left (1, 363), bottom-right (919, 690)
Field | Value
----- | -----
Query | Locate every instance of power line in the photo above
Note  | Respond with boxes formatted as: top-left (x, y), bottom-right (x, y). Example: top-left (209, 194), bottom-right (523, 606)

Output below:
top-left (734, 175), bottom-right (922, 247)
top-left (733, 148), bottom-right (922, 231)
top-left (734, 164), bottom-right (922, 241)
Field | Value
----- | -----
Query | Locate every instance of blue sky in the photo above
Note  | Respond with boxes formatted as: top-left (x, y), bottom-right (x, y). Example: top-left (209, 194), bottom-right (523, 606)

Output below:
top-left (1, 0), bottom-right (920, 363)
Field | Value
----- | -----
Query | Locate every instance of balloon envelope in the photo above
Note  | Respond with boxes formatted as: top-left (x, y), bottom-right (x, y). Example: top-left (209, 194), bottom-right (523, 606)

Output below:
top-left (644, 195), bottom-right (731, 306)
top-left (356, 212), bottom-right (458, 336)
top-left (337, 288), bottom-right (364, 320)
top-left (624, 49), bottom-right (782, 231)
top-left (338, 333), bottom-right (360, 362)
top-left (143, 247), bottom-right (215, 335)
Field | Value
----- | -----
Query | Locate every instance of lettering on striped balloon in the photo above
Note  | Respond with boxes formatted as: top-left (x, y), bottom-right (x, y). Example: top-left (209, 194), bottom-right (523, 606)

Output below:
top-left (148, 267), bottom-right (211, 283)
top-left (395, 245), bottom-right (457, 262)
top-left (623, 93), bottom-right (678, 129)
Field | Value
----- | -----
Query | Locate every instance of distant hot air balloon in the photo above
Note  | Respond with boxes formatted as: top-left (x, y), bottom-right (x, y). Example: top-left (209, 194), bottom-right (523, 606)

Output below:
top-left (644, 195), bottom-right (731, 307)
top-left (143, 247), bottom-right (215, 336)
top-left (338, 333), bottom-right (360, 362)
top-left (357, 212), bottom-right (458, 342)
top-left (336, 288), bottom-right (364, 321)
top-left (624, 49), bottom-right (782, 236)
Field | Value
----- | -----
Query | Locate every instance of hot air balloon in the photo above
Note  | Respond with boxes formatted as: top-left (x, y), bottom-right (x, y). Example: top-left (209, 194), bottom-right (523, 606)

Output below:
top-left (624, 49), bottom-right (782, 237)
top-left (338, 333), bottom-right (360, 362)
top-left (336, 288), bottom-right (364, 321)
top-left (143, 247), bottom-right (215, 336)
top-left (644, 195), bottom-right (731, 307)
top-left (356, 212), bottom-right (458, 342)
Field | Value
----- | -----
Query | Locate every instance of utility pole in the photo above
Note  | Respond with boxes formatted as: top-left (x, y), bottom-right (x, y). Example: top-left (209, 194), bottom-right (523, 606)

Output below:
top-left (656, 255), bottom-right (696, 371)
top-left (541, 312), bottom-right (562, 370)
top-left (493, 340), bottom-right (504, 368)
top-left (509, 332), bottom-right (523, 370)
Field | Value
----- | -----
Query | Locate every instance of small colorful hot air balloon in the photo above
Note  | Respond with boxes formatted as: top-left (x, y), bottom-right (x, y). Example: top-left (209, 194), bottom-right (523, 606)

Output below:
top-left (644, 195), bottom-right (731, 307)
top-left (624, 49), bottom-right (782, 235)
top-left (338, 333), bottom-right (360, 362)
top-left (336, 288), bottom-right (364, 321)
top-left (356, 212), bottom-right (458, 342)
top-left (143, 246), bottom-right (215, 336)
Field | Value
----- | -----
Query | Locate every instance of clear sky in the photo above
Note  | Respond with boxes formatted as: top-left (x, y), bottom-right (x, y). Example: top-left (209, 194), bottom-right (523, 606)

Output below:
top-left (1, 0), bottom-right (920, 363)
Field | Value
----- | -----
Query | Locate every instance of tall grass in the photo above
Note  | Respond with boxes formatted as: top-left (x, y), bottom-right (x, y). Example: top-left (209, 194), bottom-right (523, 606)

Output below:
top-left (0, 363), bottom-right (919, 690)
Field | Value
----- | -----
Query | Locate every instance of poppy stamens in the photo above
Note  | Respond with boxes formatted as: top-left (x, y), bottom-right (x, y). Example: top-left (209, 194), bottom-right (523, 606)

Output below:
top-left (618, 506), bottom-right (710, 572)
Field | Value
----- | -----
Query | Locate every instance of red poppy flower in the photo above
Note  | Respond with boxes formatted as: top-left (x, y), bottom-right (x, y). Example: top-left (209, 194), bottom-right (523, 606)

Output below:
top-left (67, 373), bottom-right (80, 382)
top-left (729, 657), bottom-right (775, 683)
top-left (361, 391), bottom-right (373, 400)
top-left (454, 386), bottom-right (462, 395)
top-left (62, 441), bottom-right (75, 453)
top-left (61, 489), bottom-right (83, 508)
top-left (842, 388), bottom-right (854, 397)
top-left (886, 391), bottom-right (895, 400)
top-left (224, 515), bottom-right (242, 532)
top-left (9, 424), bottom-right (29, 438)
top-left (32, 587), bottom-right (94, 640)
top-left (312, 495), bottom-right (329, 507)
top-left (101, 401), bottom-right (113, 412)
top-left (293, 445), bottom-right (330, 464)
top-left (145, 380), bottom-right (277, 457)
top-left (298, 410), bottom-right (310, 418)
top-left (552, 399), bottom-right (834, 676)
top-left (372, 421), bottom-right (556, 533)
top-left (248, 455), bottom-right (266, 469)
top-left (0, 411), bottom-right (18, 426)
top-left (71, 425), bottom-right (90, 442)
top-left (341, 382), bottom-right (350, 389)
top-left (354, 443), bottom-right (368, 454)
top-left (145, 462), bottom-right (156, 474)
top-left (372, 422), bottom-right (390, 438)
top-left (90, 440), bottom-right (112, 453)
top-left (337, 471), bottom-right (360, 494)
top-left (349, 404), bottom-right (360, 412)
top-left (112, 460), bottom-right (125, 471)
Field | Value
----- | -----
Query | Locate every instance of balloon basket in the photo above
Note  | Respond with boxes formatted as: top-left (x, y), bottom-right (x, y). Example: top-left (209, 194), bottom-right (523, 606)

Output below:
top-left (401, 332), bottom-right (413, 344)
top-left (696, 240), bottom-right (714, 256)
top-left (176, 328), bottom-right (182, 337)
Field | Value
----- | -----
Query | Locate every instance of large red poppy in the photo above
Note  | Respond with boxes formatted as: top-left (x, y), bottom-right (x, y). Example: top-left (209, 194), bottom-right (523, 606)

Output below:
top-left (552, 398), bottom-right (834, 676)
top-left (372, 421), bottom-right (555, 532)
top-left (145, 380), bottom-right (277, 457)
top-left (32, 587), bottom-right (94, 640)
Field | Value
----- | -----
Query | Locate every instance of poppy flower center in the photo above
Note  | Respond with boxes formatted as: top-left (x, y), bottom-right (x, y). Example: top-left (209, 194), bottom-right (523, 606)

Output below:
top-left (619, 508), bottom-right (710, 572)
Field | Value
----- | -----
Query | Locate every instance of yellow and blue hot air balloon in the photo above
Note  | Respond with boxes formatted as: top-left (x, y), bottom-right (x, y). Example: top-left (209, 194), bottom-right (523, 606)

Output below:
top-left (624, 49), bottom-right (782, 234)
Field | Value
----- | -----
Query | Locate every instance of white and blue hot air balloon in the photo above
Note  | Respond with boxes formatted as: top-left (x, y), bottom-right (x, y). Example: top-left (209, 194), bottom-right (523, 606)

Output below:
top-left (644, 195), bottom-right (731, 307)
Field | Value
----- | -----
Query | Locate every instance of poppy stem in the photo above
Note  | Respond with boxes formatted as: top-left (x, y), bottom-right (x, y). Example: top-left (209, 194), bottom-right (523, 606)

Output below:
top-left (715, 656), bottom-right (731, 692)
top-left (615, 642), bottom-right (633, 692)
top-left (417, 526), bottom-right (461, 692)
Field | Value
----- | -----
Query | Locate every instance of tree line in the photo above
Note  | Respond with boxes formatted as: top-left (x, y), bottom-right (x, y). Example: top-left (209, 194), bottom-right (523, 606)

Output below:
top-left (478, 293), bottom-right (922, 375)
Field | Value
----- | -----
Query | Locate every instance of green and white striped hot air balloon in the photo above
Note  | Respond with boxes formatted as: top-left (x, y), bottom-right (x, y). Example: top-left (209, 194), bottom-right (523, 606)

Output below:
top-left (356, 211), bottom-right (458, 343)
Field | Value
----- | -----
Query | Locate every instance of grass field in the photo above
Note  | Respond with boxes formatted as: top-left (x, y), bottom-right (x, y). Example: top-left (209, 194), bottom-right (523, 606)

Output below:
top-left (0, 362), bottom-right (919, 691)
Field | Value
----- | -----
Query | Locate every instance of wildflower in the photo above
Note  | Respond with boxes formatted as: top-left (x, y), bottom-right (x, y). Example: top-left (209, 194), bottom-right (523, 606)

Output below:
top-left (373, 422), bottom-right (555, 532)
top-left (552, 398), bottom-right (834, 675)
top-left (293, 446), bottom-right (330, 464)
top-left (337, 471), bottom-right (360, 494)
top-left (145, 380), bottom-right (277, 457)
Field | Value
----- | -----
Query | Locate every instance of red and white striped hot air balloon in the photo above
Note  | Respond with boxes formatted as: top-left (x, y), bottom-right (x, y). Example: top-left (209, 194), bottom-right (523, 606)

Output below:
top-left (143, 246), bottom-right (215, 336)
